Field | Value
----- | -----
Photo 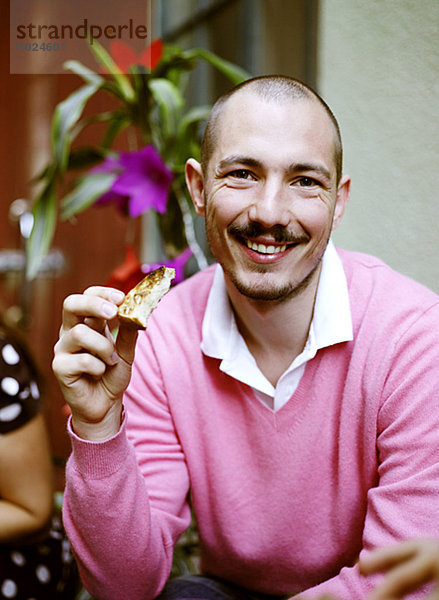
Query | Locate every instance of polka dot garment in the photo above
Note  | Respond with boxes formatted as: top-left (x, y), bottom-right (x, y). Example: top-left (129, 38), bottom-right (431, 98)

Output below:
top-left (0, 326), bottom-right (80, 598)
top-left (0, 329), bottom-right (41, 435)
top-left (0, 514), bottom-right (79, 599)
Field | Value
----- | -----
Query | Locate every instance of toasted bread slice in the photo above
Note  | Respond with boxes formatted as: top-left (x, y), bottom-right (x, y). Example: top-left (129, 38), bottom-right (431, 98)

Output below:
top-left (117, 266), bottom-right (175, 329)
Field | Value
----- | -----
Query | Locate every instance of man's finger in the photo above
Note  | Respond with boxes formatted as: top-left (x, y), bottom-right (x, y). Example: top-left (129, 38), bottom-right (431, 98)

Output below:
top-left (62, 290), bottom-right (123, 331)
top-left (115, 323), bottom-right (139, 366)
top-left (83, 286), bottom-right (126, 302)
top-left (54, 324), bottom-right (117, 368)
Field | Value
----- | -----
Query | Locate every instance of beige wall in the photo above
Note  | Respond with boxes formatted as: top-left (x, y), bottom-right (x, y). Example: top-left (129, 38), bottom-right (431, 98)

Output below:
top-left (318, 0), bottom-right (439, 292)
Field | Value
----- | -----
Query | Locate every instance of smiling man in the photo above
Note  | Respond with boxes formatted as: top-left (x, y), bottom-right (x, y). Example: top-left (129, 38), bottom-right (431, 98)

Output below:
top-left (189, 80), bottom-right (348, 302)
top-left (54, 76), bottom-right (439, 600)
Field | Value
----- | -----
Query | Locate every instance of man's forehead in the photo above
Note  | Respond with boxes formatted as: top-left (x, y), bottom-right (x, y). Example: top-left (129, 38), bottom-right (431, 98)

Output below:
top-left (215, 92), bottom-right (334, 151)
top-left (202, 81), bottom-right (342, 183)
top-left (221, 87), bottom-right (313, 114)
top-left (217, 90), bottom-right (333, 137)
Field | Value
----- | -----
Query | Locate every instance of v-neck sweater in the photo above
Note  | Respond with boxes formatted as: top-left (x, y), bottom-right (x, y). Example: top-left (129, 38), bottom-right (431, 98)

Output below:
top-left (64, 248), bottom-right (439, 600)
top-left (201, 240), bottom-right (353, 409)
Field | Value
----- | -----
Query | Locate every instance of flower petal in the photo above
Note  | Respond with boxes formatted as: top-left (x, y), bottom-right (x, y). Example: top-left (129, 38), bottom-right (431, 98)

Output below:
top-left (143, 39), bottom-right (164, 70)
top-left (106, 245), bottom-right (144, 292)
top-left (109, 41), bottom-right (139, 73)
top-left (92, 146), bottom-right (173, 217)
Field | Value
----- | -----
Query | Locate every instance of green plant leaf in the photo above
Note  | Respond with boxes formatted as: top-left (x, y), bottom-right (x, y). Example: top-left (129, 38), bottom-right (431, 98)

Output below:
top-left (68, 109), bottom-right (128, 147)
top-left (64, 59), bottom-right (104, 87)
top-left (67, 146), bottom-right (108, 171)
top-left (61, 172), bottom-right (117, 220)
top-left (181, 48), bottom-right (250, 85)
top-left (178, 105), bottom-right (211, 133)
top-left (130, 68), bottom-right (153, 139)
top-left (51, 82), bottom-right (101, 173)
top-left (177, 105), bottom-right (211, 143)
top-left (29, 162), bottom-right (57, 185)
top-left (148, 78), bottom-right (184, 140)
top-left (26, 181), bottom-right (57, 280)
top-left (88, 41), bottom-right (135, 103)
top-left (174, 105), bottom-right (211, 164)
top-left (101, 114), bottom-right (131, 149)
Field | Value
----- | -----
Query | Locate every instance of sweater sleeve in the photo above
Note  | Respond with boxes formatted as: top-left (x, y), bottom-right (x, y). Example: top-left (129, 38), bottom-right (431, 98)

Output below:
top-left (293, 303), bottom-right (439, 600)
top-left (63, 330), bottom-right (192, 600)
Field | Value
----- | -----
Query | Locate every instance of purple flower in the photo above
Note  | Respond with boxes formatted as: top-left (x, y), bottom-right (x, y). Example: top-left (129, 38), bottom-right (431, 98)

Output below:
top-left (94, 145), bottom-right (173, 217)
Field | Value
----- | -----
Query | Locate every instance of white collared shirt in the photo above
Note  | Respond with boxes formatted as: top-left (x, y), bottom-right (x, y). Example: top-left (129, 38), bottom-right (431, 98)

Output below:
top-left (200, 240), bottom-right (353, 411)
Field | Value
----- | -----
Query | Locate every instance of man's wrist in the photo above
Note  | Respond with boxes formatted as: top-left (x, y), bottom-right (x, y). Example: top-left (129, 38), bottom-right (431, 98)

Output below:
top-left (71, 404), bottom-right (123, 442)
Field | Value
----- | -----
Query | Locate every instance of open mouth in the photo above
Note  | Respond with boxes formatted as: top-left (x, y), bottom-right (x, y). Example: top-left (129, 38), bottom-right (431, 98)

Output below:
top-left (245, 240), bottom-right (289, 255)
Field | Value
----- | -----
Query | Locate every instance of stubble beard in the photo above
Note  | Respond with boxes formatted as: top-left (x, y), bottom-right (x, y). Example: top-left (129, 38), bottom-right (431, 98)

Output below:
top-left (205, 217), bottom-right (326, 304)
top-left (225, 258), bottom-right (322, 303)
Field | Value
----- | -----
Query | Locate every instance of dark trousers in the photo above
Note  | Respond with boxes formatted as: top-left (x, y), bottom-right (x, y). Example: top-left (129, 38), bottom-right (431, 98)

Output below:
top-left (155, 575), bottom-right (290, 600)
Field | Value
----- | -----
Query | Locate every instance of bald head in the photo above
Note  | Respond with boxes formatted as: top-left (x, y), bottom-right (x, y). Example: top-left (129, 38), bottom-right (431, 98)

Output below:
top-left (201, 75), bottom-right (343, 183)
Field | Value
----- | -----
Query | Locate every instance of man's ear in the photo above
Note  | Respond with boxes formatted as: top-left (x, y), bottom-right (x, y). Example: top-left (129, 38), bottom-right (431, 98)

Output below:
top-left (332, 174), bottom-right (351, 231)
top-left (185, 159), bottom-right (206, 217)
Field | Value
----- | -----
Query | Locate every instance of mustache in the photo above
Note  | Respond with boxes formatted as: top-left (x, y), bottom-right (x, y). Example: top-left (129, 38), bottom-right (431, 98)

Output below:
top-left (229, 223), bottom-right (309, 244)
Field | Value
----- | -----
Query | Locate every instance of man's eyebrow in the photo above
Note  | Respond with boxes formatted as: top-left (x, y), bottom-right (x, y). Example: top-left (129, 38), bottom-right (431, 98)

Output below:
top-left (216, 156), bottom-right (263, 171)
top-left (216, 157), bottom-right (332, 181)
top-left (287, 162), bottom-right (332, 181)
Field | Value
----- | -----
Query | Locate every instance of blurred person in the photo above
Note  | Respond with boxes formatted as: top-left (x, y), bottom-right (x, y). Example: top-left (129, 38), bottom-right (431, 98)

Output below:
top-left (360, 539), bottom-right (439, 600)
top-left (0, 318), bottom-right (78, 598)
top-left (54, 76), bottom-right (439, 599)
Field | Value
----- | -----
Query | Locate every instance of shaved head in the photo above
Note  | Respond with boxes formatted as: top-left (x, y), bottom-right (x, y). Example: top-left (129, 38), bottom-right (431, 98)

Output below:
top-left (201, 75), bottom-right (343, 183)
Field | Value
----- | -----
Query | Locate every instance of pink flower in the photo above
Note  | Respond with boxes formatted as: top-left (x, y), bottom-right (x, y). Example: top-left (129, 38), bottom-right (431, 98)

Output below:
top-left (94, 145), bottom-right (173, 217)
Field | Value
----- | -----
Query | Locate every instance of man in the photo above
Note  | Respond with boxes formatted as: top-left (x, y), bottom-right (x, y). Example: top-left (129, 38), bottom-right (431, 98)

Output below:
top-left (53, 76), bottom-right (439, 600)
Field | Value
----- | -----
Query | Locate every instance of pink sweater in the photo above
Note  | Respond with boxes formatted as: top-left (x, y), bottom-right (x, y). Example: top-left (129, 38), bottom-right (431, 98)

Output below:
top-left (64, 249), bottom-right (439, 600)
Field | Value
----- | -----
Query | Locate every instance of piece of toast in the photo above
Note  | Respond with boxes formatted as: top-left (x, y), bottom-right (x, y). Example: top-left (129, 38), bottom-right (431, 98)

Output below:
top-left (117, 266), bottom-right (175, 329)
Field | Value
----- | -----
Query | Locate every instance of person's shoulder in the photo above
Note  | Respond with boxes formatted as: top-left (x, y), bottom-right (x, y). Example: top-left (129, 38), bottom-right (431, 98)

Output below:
top-left (337, 246), bottom-right (402, 273)
top-left (165, 263), bottom-right (216, 304)
top-left (147, 263), bottom-right (217, 328)
top-left (336, 246), bottom-right (439, 308)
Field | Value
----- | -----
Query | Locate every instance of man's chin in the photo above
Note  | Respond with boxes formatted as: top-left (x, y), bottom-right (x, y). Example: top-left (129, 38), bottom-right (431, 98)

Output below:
top-left (227, 264), bottom-right (321, 303)
top-left (237, 286), bottom-right (294, 302)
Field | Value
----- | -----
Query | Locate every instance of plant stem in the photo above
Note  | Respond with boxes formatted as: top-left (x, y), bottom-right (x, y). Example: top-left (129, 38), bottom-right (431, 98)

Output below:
top-left (173, 181), bottom-right (208, 271)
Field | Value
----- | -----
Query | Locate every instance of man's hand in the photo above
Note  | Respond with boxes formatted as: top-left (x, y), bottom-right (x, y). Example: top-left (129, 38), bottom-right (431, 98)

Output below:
top-left (360, 539), bottom-right (439, 600)
top-left (52, 286), bottom-right (138, 441)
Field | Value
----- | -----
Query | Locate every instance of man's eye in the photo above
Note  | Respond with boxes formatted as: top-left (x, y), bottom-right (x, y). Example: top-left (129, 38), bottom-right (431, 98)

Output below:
top-left (228, 170), bottom-right (254, 180)
top-left (298, 177), bottom-right (317, 187)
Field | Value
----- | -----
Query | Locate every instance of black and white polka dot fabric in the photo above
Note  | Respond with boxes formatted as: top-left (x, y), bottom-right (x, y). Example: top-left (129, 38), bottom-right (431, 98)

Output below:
top-left (0, 329), bottom-right (41, 435)
top-left (0, 326), bottom-right (79, 598)
top-left (0, 514), bottom-right (78, 599)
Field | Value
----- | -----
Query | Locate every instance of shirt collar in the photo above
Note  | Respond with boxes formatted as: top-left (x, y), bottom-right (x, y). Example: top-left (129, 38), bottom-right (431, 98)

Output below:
top-left (201, 238), bottom-right (353, 368)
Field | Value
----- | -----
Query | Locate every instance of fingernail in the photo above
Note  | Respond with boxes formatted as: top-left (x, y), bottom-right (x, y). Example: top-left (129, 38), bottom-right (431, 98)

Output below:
top-left (110, 290), bottom-right (125, 303)
top-left (109, 351), bottom-right (119, 365)
top-left (102, 302), bottom-right (117, 318)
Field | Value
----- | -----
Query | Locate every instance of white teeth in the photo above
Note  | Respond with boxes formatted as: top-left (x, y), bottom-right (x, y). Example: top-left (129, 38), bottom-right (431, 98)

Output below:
top-left (246, 241), bottom-right (288, 254)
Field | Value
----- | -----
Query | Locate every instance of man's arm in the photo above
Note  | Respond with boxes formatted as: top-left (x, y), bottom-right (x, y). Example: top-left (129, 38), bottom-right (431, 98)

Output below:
top-left (294, 303), bottom-right (439, 599)
top-left (55, 286), bottom-right (191, 600)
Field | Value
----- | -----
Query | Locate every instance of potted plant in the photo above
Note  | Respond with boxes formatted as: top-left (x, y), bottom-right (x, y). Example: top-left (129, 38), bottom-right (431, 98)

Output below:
top-left (26, 39), bottom-right (249, 286)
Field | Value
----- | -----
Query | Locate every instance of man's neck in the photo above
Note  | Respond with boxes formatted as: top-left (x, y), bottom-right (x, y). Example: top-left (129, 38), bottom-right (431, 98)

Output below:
top-left (225, 267), bottom-right (321, 387)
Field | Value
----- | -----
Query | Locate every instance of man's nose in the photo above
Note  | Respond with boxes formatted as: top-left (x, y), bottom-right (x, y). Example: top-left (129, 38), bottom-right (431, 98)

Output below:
top-left (247, 179), bottom-right (291, 228)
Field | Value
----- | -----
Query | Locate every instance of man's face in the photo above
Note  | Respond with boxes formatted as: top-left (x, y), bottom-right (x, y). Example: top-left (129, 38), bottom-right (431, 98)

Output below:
top-left (188, 91), bottom-right (349, 302)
